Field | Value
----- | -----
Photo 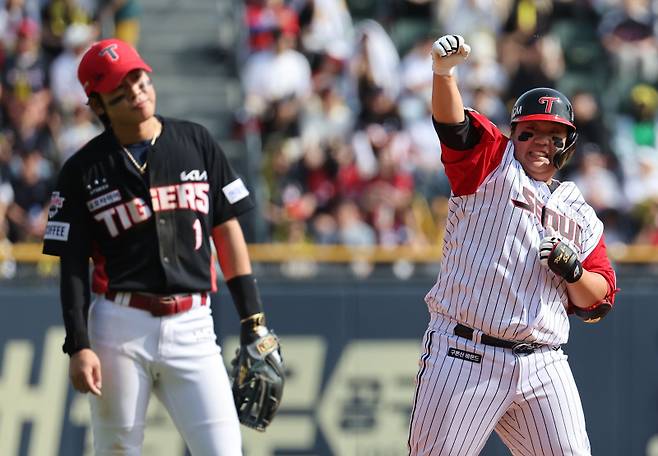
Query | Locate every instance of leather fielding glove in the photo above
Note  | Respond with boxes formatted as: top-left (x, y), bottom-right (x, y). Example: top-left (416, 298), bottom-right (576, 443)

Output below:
top-left (231, 315), bottom-right (285, 432)
top-left (432, 34), bottom-right (471, 76)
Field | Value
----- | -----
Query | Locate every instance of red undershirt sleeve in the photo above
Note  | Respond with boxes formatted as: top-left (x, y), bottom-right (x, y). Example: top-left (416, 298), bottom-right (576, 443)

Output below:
top-left (439, 110), bottom-right (510, 196)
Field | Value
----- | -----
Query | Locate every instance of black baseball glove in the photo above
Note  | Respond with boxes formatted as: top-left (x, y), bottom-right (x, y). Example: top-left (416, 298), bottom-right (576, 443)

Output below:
top-left (230, 328), bottom-right (284, 431)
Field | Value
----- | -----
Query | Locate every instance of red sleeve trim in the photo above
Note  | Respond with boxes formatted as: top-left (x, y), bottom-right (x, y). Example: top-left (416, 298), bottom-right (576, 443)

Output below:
top-left (567, 234), bottom-right (618, 314)
top-left (582, 234), bottom-right (618, 304)
top-left (91, 241), bottom-right (109, 294)
top-left (441, 110), bottom-right (509, 196)
top-left (209, 250), bottom-right (218, 293)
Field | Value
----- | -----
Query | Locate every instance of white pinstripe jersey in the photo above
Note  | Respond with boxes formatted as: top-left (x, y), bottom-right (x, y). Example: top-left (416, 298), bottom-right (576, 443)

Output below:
top-left (425, 110), bottom-right (606, 346)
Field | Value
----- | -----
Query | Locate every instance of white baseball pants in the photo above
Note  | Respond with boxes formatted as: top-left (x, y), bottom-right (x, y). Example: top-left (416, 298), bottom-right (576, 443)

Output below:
top-left (87, 294), bottom-right (242, 455)
top-left (408, 313), bottom-right (591, 456)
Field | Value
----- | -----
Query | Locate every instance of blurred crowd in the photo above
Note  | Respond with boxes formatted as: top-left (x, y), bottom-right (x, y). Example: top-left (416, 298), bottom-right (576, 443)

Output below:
top-left (236, 0), bottom-right (658, 249)
top-left (0, 0), bottom-right (141, 276)
top-left (3, 0), bottom-right (658, 278)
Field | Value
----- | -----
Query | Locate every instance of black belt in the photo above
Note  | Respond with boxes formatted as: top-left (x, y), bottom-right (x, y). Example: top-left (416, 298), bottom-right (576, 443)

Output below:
top-left (454, 324), bottom-right (543, 355)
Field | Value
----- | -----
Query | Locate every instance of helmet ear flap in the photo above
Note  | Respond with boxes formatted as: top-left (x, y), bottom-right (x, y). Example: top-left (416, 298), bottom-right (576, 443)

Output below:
top-left (552, 131), bottom-right (578, 169)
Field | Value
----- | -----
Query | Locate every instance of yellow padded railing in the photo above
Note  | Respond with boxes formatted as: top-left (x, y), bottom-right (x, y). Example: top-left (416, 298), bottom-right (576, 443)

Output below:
top-left (2, 243), bottom-right (658, 264)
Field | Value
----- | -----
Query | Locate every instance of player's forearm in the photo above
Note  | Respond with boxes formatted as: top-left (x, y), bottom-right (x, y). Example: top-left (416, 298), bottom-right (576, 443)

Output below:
top-left (566, 270), bottom-right (609, 309)
top-left (212, 219), bottom-right (267, 343)
top-left (211, 218), bottom-right (252, 280)
top-left (60, 255), bottom-right (91, 355)
top-left (431, 74), bottom-right (465, 124)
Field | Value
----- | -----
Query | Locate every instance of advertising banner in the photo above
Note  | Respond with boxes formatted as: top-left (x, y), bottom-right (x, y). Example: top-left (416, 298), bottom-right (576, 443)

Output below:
top-left (0, 273), bottom-right (656, 455)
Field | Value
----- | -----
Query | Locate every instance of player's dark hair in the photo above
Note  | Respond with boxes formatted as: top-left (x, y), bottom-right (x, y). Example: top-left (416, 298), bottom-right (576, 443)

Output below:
top-left (88, 93), bottom-right (112, 129)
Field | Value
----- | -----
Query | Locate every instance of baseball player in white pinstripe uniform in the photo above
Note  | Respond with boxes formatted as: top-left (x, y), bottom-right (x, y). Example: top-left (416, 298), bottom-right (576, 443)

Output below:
top-left (407, 35), bottom-right (618, 456)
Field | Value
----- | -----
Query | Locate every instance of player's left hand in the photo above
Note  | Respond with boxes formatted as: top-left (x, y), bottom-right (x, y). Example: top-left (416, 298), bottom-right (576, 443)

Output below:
top-left (230, 327), bottom-right (284, 431)
top-left (69, 348), bottom-right (102, 396)
top-left (539, 236), bottom-right (583, 283)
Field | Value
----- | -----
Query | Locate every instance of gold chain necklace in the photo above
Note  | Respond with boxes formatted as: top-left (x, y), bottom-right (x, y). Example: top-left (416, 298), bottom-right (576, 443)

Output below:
top-left (122, 146), bottom-right (148, 174)
top-left (121, 125), bottom-right (161, 175)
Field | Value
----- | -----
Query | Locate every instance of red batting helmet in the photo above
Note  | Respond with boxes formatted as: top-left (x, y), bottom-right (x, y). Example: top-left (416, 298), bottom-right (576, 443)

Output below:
top-left (510, 87), bottom-right (578, 169)
top-left (78, 38), bottom-right (152, 97)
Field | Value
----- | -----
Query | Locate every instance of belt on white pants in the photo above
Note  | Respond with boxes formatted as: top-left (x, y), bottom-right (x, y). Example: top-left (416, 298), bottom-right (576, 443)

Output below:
top-left (105, 291), bottom-right (209, 317)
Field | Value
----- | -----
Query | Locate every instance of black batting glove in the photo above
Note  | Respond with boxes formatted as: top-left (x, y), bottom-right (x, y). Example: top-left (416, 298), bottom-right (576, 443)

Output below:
top-left (539, 236), bottom-right (583, 283)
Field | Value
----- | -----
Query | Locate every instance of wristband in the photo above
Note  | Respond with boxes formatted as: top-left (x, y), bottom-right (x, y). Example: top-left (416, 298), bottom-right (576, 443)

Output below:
top-left (432, 58), bottom-right (455, 76)
top-left (226, 274), bottom-right (264, 320)
top-left (63, 334), bottom-right (91, 356)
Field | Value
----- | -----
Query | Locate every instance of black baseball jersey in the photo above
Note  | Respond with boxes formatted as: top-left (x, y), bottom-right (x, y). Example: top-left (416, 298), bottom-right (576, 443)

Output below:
top-left (42, 116), bottom-right (254, 294)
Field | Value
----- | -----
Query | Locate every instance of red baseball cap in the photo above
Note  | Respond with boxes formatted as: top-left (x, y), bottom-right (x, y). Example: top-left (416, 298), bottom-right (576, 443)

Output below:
top-left (78, 38), bottom-right (152, 96)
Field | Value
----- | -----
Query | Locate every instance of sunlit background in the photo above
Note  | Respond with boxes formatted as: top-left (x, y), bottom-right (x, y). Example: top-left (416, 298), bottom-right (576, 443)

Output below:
top-left (1, 0), bottom-right (658, 455)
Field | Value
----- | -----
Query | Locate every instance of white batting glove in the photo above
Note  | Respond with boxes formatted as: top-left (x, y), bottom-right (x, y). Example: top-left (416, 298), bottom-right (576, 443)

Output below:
top-left (431, 34), bottom-right (471, 76)
top-left (539, 236), bottom-right (559, 268)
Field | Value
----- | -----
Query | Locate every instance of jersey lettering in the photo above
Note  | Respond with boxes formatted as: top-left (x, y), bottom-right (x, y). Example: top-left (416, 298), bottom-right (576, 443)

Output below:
top-left (558, 214), bottom-right (578, 243)
top-left (447, 347), bottom-right (482, 363)
top-left (178, 184), bottom-right (196, 209)
top-left (87, 190), bottom-right (122, 212)
top-left (192, 219), bottom-right (202, 250)
top-left (44, 221), bottom-right (70, 241)
top-left (511, 186), bottom-right (582, 248)
top-left (180, 169), bottom-right (208, 181)
top-left (94, 198), bottom-right (153, 237)
top-left (94, 184), bottom-right (210, 237)
top-left (94, 207), bottom-right (119, 237)
top-left (42, 117), bottom-right (256, 309)
top-left (150, 183), bottom-right (209, 213)
top-left (511, 187), bottom-right (541, 219)
top-left (115, 204), bottom-right (132, 229)
top-left (156, 186), bottom-right (177, 210)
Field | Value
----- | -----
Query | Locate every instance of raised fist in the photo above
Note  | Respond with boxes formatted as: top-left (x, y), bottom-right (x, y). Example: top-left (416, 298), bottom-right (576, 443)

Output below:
top-left (431, 34), bottom-right (471, 76)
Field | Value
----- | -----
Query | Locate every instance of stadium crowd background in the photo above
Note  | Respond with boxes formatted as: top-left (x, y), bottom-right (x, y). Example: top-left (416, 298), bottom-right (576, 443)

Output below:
top-left (2, 0), bottom-right (658, 279)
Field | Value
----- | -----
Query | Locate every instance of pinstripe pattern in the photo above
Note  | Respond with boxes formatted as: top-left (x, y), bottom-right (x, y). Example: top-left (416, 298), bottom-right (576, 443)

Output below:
top-left (494, 348), bottom-right (591, 455)
top-left (425, 143), bottom-right (604, 346)
top-left (408, 315), bottom-right (591, 455)
top-left (412, 112), bottom-right (604, 455)
top-left (408, 328), bottom-right (436, 452)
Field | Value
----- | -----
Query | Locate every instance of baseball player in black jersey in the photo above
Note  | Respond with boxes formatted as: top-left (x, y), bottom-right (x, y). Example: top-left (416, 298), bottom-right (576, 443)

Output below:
top-left (42, 39), bottom-right (283, 455)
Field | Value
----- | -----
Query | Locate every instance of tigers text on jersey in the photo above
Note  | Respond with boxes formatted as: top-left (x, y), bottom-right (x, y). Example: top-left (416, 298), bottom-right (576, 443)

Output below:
top-left (42, 117), bottom-right (254, 293)
top-left (425, 110), bottom-right (616, 346)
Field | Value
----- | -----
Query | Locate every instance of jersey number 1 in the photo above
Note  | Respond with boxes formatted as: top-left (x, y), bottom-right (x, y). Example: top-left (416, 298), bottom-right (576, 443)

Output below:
top-left (193, 219), bottom-right (202, 250)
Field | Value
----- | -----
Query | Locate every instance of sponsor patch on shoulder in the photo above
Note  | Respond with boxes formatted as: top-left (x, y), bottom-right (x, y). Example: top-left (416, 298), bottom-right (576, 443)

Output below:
top-left (222, 178), bottom-right (249, 204)
top-left (44, 222), bottom-right (70, 241)
top-left (48, 191), bottom-right (66, 218)
top-left (447, 347), bottom-right (482, 363)
top-left (87, 190), bottom-right (121, 211)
